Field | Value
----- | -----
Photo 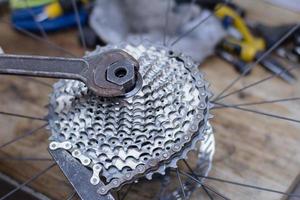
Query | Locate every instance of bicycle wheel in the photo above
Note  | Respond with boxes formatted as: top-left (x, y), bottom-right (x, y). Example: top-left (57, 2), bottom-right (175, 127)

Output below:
top-left (0, 0), bottom-right (300, 200)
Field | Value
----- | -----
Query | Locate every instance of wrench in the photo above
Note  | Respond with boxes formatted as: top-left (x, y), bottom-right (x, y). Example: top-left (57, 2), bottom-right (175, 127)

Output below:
top-left (0, 49), bottom-right (142, 97)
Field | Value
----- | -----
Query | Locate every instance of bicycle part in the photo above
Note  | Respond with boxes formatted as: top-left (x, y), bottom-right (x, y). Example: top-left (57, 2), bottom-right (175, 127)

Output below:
top-left (49, 148), bottom-right (114, 200)
top-left (161, 124), bottom-right (215, 200)
top-left (0, 49), bottom-right (142, 97)
top-left (1, 1), bottom-right (300, 200)
top-left (48, 43), bottom-right (213, 196)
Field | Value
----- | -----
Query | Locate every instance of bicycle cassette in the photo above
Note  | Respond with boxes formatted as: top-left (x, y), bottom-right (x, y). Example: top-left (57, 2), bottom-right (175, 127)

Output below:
top-left (48, 43), bottom-right (213, 195)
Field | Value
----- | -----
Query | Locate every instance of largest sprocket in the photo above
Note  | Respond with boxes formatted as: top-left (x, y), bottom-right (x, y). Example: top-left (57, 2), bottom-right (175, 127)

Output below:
top-left (48, 43), bottom-right (213, 195)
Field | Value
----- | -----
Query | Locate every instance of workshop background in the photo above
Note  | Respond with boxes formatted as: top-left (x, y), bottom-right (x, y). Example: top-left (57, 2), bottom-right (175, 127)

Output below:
top-left (0, 0), bottom-right (300, 200)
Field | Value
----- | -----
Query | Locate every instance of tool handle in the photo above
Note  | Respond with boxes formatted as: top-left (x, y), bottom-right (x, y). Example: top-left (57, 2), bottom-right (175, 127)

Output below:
top-left (219, 38), bottom-right (257, 62)
top-left (0, 54), bottom-right (88, 81)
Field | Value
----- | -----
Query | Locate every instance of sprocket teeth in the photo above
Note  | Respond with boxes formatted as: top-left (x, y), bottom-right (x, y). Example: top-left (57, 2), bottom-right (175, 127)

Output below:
top-left (145, 124), bottom-right (214, 181)
top-left (47, 43), bottom-right (214, 194)
top-left (208, 114), bottom-right (214, 119)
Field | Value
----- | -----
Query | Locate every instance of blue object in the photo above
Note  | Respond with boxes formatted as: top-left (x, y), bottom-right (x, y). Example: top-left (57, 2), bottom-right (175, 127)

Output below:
top-left (11, 6), bottom-right (88, 32)
top-left (221, 16), bottom-right (234, 29)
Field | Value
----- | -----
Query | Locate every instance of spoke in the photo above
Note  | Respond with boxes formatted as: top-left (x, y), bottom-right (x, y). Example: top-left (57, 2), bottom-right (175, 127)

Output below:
top-left (183, 159), bottom-right (194, 174)
top-left (0, 19), bottom-right (77, 57)
top-left (24, 0), bottom-right (49, 40)
top-left (202, 184), bottom-right (226, 200)
top-left (214, 102), bottom-right (300, 124)
top-left (214, 62), bottom-right (298, 102)
top-left (179, 171), bottom-right (230, 200)
top-left (179, 0), bottom-right (197, 27)
top-left (0, 123), bottom-right (48, 149)
top-left (195, 173), bottom-right (300, 198)
top-left (163, 0), bottom-right (172, 46)
top-left (0, 111), bottom-right (45, 121)
top-left (155, 176), bottom-right (168, 200)
top-left (213, 97), bottom-right (300, 109)
top-left (182, 160), bottom-right (213, 200)
top-left (213, 23), bottom-right (300, 101)
top-left (72, 0), bottom-right (87, 51)
top-left (202, 184), bottom-right (214, 200)
top-left (66, 190), bottom-right (76, 200)
top-left (176, 168), bottom-right (187, 200)
top-left (120, 181), bottom-right (134, 200)
top-left (170, 0), bottom-right (230, 47)
top-left (117, 191), bottom-right (121, 200)
top-left (0, 17), bottom-right (70, 87)
top-left (0, 163), bottom-right (55, 200)
top-left (0, 157), bottom-right (52, 161)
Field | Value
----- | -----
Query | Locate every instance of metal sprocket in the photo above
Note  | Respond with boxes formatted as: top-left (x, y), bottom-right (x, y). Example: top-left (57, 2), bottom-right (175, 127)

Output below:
top-left (48, 43), bottom-right (213, 195)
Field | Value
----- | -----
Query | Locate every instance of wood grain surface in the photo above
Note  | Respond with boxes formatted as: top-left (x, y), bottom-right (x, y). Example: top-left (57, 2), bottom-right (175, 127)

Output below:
top-left (0, 0), bottom-right (299, 199)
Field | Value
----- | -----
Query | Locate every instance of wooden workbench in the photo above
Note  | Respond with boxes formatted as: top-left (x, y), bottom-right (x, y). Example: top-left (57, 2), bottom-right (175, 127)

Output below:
top-left (0, 0), bottom-right (299, 199)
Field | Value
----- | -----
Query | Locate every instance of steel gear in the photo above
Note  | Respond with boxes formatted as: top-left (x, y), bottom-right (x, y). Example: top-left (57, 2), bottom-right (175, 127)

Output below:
top-left (48, 43), bottom-right (214, 195)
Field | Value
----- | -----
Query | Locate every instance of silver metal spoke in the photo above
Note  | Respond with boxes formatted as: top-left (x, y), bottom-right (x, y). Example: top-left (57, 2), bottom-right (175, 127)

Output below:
top-left (0, 123), bottom-right (48, 149)
top-left (182, 160), bottom-right (214, 200)
top-left (66, 190), bottom-right (77, 200)
top-left (24, 0), bottom-right (49, 40)
top-left (176, 168), bottom-right (187, 200)
top-left (163, 0), bottom-right (172, 46)
top-left (212, 97), bottom-right (300, 109)
top-left (213, 23), bottom-right (300, 101)
top-left (202, 184), bottom-right (230, 200)
top-left (202, 184), bottom-right (214, 200)
top-left (170, 0), bottom-right (230, 47)
top-left (214, 62), bottom-right (298, 102)
top-left (0, 111), bottom-right (45, 121)
top-left (179, 171), bottom-right (231, 200)
top-left (0, 19), bottom-right (77, 57)
top-left (214, 102), bottom-right (300, 124)
top-left (0, 163), bottom-right (55, 200)
top-left (194, 173), bottom-right (300, 199)
top-left (72, 0), bottom-right (87, 51)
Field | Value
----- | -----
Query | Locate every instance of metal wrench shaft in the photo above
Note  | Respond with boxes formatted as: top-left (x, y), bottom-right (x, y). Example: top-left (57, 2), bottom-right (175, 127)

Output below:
top-left (0, 49), bottom-right (142, 97)
top-left (0, 54), bottom-right (88, 81)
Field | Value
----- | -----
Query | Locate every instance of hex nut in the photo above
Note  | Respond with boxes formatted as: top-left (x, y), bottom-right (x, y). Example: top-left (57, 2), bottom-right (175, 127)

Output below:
top-left (106, 60), bottom-right (136, 92)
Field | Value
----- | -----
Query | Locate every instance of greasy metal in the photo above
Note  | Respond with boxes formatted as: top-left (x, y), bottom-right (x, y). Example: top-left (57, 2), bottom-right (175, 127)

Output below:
top-left (106, 60), bottom-right (136, 92)
top-left (162, 124), bottom-right (215, 200)
top-left (0, 49), bottom-right (141, 97)
top-left (48, 43), bottom-right (213, 196)
top-left (49, 148), bottom-right (114, 200)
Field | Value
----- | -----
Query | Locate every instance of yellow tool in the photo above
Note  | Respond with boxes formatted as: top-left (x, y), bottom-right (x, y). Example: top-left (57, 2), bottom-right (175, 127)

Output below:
top-left (44, 1), bottom-right (63, 19)
top-left (36, 0), bottom-right (89, 21)
top-left (215, 5), bottom-right (296, 83)
top-left (215, 5), bottom-right (265, 62)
